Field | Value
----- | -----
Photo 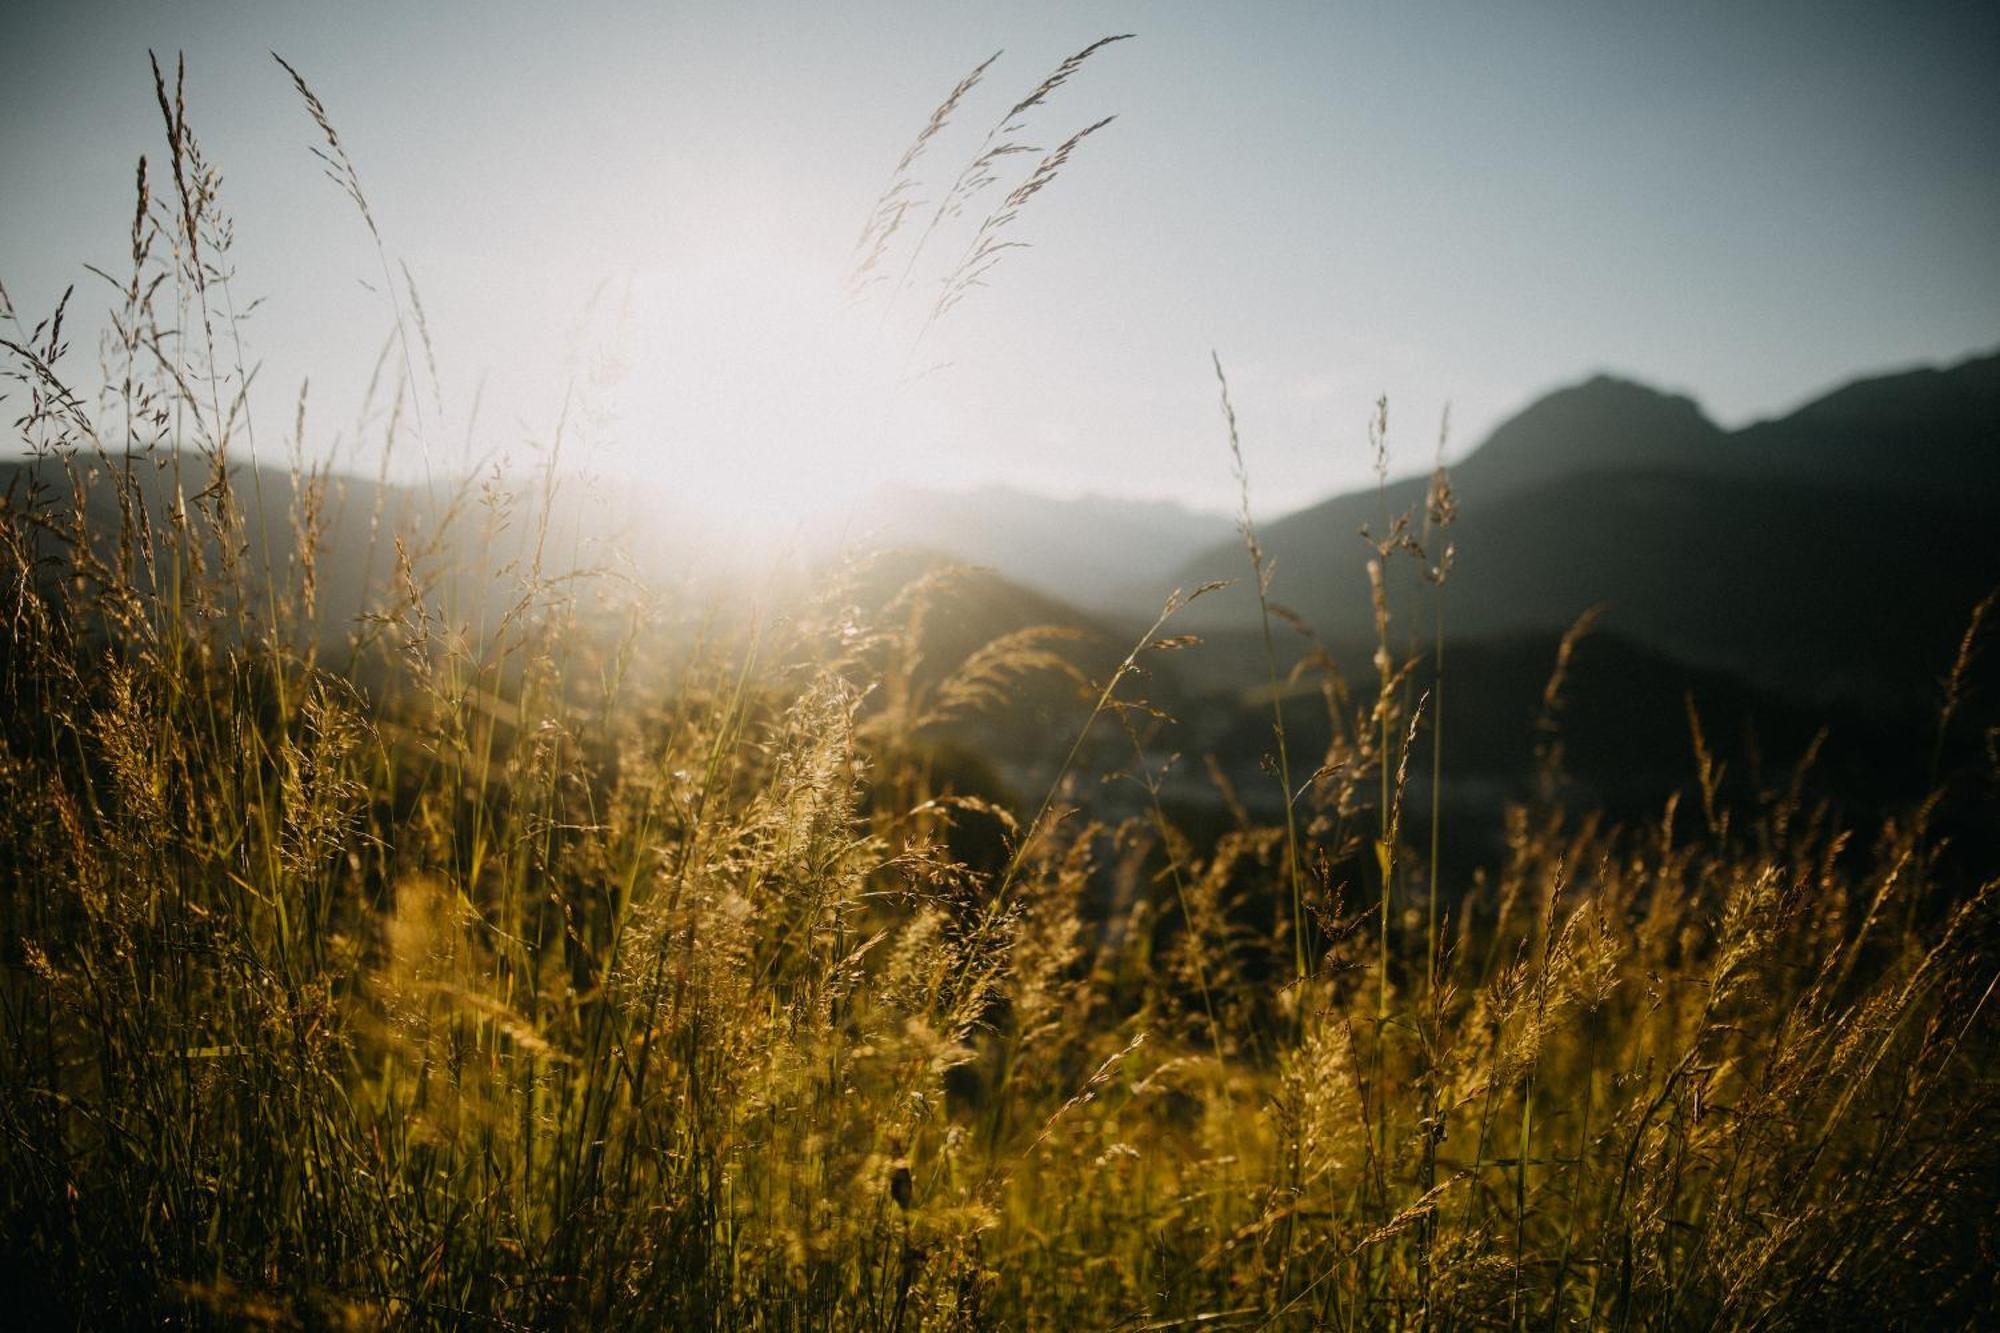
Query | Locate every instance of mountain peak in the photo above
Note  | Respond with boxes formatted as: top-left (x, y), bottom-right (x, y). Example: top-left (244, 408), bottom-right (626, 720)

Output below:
top-left (1498, 373), bottom-right (1713, 443)
top-left (1463, 373), bottom-right (1722, 494)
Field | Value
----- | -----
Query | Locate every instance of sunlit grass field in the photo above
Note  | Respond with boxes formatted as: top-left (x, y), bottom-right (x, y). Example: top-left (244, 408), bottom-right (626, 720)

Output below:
top-left (2, 52), bottom-right (1995, 1330)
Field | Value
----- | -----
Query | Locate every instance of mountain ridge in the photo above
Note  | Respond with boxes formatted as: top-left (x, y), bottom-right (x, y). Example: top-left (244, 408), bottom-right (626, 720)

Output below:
top-left (1166, 345), bottom-right (2000, 706)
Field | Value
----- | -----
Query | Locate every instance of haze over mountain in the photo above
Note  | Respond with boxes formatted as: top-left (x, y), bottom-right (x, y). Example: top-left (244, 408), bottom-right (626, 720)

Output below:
top-left (815, 484), bottom-right (1234, 613)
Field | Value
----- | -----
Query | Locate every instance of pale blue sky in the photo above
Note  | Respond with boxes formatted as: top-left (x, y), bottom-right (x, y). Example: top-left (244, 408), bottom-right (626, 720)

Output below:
top-left (5, 2), bottom-right (1996, 518)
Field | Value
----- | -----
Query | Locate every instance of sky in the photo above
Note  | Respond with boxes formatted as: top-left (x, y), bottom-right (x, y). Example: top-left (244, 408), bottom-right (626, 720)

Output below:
top-left (4, 1), bottom-right (1997, 523)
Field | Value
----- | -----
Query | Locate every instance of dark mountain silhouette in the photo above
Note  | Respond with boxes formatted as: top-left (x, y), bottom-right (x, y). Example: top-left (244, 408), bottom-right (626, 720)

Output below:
top-left (1723, 351), bottom-right (2000, 499)
top-left (1455, 374), bottom-right (1726, 496)
top-left (1177, 347), bottom-right (2000, 708)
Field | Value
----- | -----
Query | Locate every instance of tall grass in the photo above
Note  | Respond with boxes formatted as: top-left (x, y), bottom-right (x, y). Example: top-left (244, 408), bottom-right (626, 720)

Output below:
top-left (1, 52), bottom-right (1996, 1330)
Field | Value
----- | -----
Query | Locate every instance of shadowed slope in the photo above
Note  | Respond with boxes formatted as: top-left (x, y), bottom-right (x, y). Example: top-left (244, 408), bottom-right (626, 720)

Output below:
top-left (1176, 348), bottom-right (2000, 704)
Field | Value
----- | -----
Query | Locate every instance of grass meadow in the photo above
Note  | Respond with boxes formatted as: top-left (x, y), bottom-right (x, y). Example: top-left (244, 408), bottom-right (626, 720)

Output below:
top-left (2, 49), bottom-right (1995, 1331)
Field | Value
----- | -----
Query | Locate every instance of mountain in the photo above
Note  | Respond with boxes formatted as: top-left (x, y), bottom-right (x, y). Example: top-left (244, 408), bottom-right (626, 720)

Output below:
top-left (1176, 348), bottom-right (2000, 707)
top-left (818, 483), bottom-right (1235, 614)
top-left (1457, 374), bottom-right (1726, 496)
top-left (1724, 351), bottom-right (2000, 499)
top-left (0, 453), bottom-right (744, 650)
top-left (0, 452), bottom-right (419, 640)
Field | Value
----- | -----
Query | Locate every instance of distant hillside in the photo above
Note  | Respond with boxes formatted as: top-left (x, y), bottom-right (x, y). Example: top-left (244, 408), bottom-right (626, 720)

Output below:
top-left (0, 453), bottom-right (729, 648)
top-left (1724, 351), bottom-right (2000, 499)
top-left (1176, 348), bottom-right (2000, 707)
top-left (822, 483), bottom-right (1235, 613)
top-left (0, 452), bottom-right (419, 641)
top-left (0, 452), bottom-right (1132, 809)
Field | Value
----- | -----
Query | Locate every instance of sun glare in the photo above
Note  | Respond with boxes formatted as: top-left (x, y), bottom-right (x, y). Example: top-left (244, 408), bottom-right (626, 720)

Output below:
top-left (601, 242), bottom-right (944, 538)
